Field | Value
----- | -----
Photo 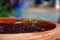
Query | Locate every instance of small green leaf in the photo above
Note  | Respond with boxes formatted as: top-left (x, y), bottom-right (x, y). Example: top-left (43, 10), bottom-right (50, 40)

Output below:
top-left (15, 22), bottom-right (21, 24)
top-left (40, 18), bottom-right (47, 20)
top-left (29, 18), bottom-right (32, 22)
top-left (32, 21), bottom-right (36, 26)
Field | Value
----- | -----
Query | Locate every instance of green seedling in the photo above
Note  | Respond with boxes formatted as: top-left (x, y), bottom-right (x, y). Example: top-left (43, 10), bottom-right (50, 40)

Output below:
top-left (29, 18), bottom-right (32, 22)
top-left (15, 22), bottom-right (21, 24)
top-left (32, 21), bottom-right (38, 26)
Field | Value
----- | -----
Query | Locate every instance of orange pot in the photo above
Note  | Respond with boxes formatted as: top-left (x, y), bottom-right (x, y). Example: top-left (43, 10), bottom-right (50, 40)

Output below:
top-left (0, 18), bottom-right (18, 23)
top-left (0, 18), bottom-right (60, 40)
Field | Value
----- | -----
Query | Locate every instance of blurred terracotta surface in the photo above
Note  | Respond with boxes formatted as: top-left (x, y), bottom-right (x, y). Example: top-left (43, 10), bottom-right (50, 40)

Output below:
top-left (0, 18), bottom-right (60, 40)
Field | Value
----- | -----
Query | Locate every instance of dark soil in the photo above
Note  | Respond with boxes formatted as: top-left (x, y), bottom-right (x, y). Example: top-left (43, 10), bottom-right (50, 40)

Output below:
top-left (0, 20), bottom-right (56, 34)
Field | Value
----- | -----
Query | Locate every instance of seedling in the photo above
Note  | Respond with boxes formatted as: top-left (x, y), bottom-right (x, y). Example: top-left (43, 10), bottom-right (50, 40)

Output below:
top-left (15, 22), bottom-right (21, 24)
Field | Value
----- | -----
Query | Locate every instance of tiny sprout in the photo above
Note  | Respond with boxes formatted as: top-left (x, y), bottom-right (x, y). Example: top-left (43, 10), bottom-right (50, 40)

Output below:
top-left (32, 21), bottom-right (38, 26)
top-left (29, 18), bottom-right (32, 22)
top-left (15, 22), bottom-right (21, 24)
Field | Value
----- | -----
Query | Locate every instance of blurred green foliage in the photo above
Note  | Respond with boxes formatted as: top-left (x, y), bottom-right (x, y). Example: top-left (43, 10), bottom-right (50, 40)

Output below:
top-left (0, 0), bottom-right (15, 17)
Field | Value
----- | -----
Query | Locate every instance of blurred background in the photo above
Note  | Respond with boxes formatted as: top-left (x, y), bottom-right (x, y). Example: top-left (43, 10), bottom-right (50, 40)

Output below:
top-left (0, 0), bottom-right (60, 22)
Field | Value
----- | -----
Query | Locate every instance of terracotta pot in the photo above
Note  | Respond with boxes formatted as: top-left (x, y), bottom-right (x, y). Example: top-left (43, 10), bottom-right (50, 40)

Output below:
top-left (0, 18), bottom-right (18, 23)
top-left (0, 18), bottom-right (60, 40)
